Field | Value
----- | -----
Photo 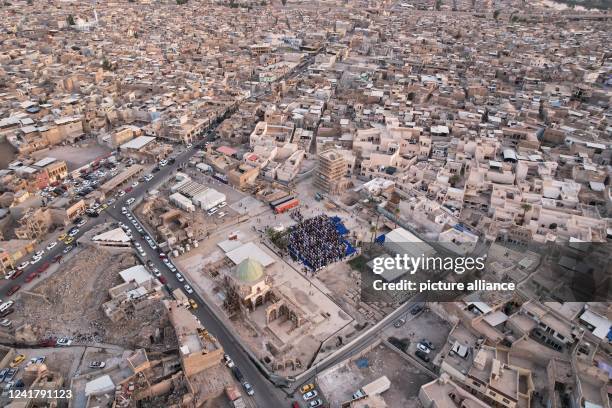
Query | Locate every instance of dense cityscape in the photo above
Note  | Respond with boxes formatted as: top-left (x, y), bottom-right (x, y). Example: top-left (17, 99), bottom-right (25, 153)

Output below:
top-left (0, 0), bottom-right (610, 407)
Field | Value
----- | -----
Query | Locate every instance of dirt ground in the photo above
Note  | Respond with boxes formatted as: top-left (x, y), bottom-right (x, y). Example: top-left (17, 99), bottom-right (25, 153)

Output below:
top-left (11, 246), bottom-right (167, 348)
top-left (31, 143), bottom-right (111, 171)
top-left (317, 342), bottom-right (432, 408)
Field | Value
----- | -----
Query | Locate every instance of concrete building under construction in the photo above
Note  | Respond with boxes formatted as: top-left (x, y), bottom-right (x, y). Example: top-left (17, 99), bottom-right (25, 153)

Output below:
top-left (314, 149), bottom-right (349, 194)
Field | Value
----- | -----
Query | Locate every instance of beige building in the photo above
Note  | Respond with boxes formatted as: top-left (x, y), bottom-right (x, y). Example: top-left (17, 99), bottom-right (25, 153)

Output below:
top-left (0, 239), bottom-right (35, 274)
top-left (314, 149), bottom-right (351, 194)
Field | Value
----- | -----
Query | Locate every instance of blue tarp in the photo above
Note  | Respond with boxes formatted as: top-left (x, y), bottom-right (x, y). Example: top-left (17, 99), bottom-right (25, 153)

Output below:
top-left (355, 358), bottom-right (369, 368)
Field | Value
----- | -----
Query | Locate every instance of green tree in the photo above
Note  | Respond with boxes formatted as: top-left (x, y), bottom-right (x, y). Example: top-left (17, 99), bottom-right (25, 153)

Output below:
top-left (281, 0), bottom-right (287, 5)
top-left (102, 58), bottom-right (112, 71)
top-left (67, 14), bottom-right (75, 25)
top-left (176, 0), bottom-right (188, 4)
top-left (435, 0), bottom-right (442, 10)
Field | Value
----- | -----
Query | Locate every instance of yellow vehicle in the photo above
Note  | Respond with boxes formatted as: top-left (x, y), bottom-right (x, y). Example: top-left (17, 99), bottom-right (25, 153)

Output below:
top-left (300, 383), bottom-right (315, 394)
top-left (64, 237), bottom-right (74, 244)
top-left (100, 204), bottom-right (108, 211)
top-left (58, 233), bottom-right (67, 241)
top-left (189, 299), bottom-right (198, 309)
top-left (10, 354), bottom-right (26, 368)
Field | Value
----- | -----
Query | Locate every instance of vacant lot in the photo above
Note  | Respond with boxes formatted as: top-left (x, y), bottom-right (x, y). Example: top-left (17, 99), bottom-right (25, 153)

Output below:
top-left (317, 342), bottom-right (433, 407)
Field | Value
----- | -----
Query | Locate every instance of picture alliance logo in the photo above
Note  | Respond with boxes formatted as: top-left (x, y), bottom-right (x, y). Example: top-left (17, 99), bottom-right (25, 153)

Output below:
top-left (371, 254), bottom-right (487, 275)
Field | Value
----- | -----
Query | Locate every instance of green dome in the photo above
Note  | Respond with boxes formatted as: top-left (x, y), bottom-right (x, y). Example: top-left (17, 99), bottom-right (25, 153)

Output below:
top-left (234, 258), bottom-right (264, 283)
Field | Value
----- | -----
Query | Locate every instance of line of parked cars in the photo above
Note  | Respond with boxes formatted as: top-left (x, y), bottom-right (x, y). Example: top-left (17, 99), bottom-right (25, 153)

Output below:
top-left (299, 383), bottom-right (323, 407)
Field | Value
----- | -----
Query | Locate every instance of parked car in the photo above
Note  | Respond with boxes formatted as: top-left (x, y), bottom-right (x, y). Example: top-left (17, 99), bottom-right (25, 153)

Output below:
top-left (10, 355), bottom-right (25, 368)
top-left (189, 299), bottom-right (198, 309)
top-left (25, 272), bottom-right (38, 283)
top-left (26, 357), bottom-right (45, 367)
top-left (223, 353), bottom-right (233, 368)
top-left (63, 245), bottom-right (74, 254)
top-left (9, 271), bottom-right (22, 280)
top-left (176, 273), bottom-right (184, 282)
top-left (126, 198), bottom-right (135, 205)
top-left (46, 242), bottom-right (57, 250)
top-left (242, 382), bottom-right (254, 396)
top-left (393, 318), bottom-right (406, 328)
top-left (303, 390), bottom-right (318, 400)
top-left (184, 284), bottom-right (193, 294)
top-left (415, 349), bottom-right (430, 362)
top-left (416, 343), bottom-right (431, 353)
top-left (37, 262), bottom-right (50, 274)
top-left (300, 383), bottom-right (315, 394)
top-left (309, 399), bottom-right (323, 408)
top-left (89, 361), bottom-right (106, 369)
top-left (0, 319), bottom-right (12, 327)
top-left (16, 262), bottom-right (29, 271)
top-left (56, 337), bottom-right (72, 347)
top-left (410, 304), bottom-right (423, 315)
top-left (7, 286), bottom-right (20, 296)
top-left (420, 339), bottom-right (435, 350)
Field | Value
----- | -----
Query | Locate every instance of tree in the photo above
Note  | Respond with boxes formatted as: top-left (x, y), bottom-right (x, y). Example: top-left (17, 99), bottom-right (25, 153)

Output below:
top-left (493, 9), bottom-right (500, 20)
top-left (281, 0), bottom-right (287, 5)
top-left (67, 14), bottom-right (75, 25)
top-left (102, 58), bottom-right (112, 71)
top-left (435, 0), bottom-right (442, 10)
top-left (176, 0), bottom-right (188, 4)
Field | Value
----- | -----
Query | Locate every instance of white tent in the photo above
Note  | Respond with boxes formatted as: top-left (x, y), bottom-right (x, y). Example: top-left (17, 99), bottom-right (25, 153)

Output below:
top-left (85, 375), bottom-right (115, 396)
top-left (193, 188), bottom-right (226, 210)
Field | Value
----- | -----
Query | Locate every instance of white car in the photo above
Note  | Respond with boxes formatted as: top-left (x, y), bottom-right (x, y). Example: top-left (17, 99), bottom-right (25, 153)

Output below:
top-left (117, 190), bottom-right (126, 197)
top-left (77, 219), bottom-right (87, 227)
top-left (46, 242), bottom-right (57, 250)
top-left (218, 202), bottom-right (227, 208)
top-left (176, 273), bottom-right (184, 282)
top-left (207, 208), bottom-right (218, 215)
top-left (417, 343), bottom-right (431, 353)
top-left (184, 284), bottom-right (193, 294)
top-left (56, 337), bottom-right (73, 347)
top-left (17, 262), bottom-right (29, 270)
top-left (144, 174), bottom-right (154, 181)
top-left (131, 181), bottom-right (139, 188)
top-left (68, 229), bottom-right (79, 237)
top-left (126, 198), bottom-right (135, 205)
top-left (4, 270), bottom-right (16, 280)
top-left (31, 256), bottom-right (42, 264)
top-left (242, 382), bottom-right (254, 396)
top-left (35, 250), bottom-right (45, 258)
top-left (303, 390), bottom-right (318, 401)
top-left (0, 319), bottom-right (11, 327)
top-left (152, 268), bottom-right (161, 277)
top-left (121, 207), bottom-right (127, 214)
top-left (159, 160), bottom-right (168, 167)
